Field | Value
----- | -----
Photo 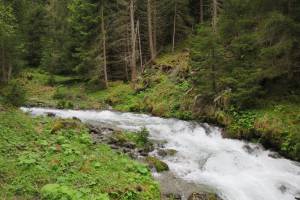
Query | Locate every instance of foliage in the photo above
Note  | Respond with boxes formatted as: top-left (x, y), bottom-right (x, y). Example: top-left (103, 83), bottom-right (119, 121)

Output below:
top-left (1, 80), bottom-right (26, 106)
top-left (0, 108), bottom-right (160, 199)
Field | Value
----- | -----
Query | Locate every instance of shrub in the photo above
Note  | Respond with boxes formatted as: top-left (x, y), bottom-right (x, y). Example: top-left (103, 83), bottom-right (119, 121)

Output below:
top-left (46, 75), bottom-right (56, 86)
top-left (86, 77), bottom-right (107, 91)
top-left (2, 80), bottom-right (26, 106)
top-left (137, 128), bottom-right (150, 145)
top-left (53, 87), bottom-right (71, 100)
top-left (57, 100), bottom-right (74, 109)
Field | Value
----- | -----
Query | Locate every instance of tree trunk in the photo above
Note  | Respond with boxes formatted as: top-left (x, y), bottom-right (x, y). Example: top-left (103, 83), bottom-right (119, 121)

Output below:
top-left (1, 40), bottom-right (6, 83)
top-left (172, 1), bottom-right (177, 52)
top-left (101, 4), bottom-right (108, 88)
top-left (147, 0), bottom-right (155, 61)
top-left (7, 60), bottom-right (12, 81)
top-left (130, 0), bottom-right (137, 84)
top-left (200, 0), bottom-right (204, 23)
top-left (287, 0), bottom-right (293, 16)
top-left (211, 47), bottom-right (216, 92)
top-left (137, 20), bottom-right (143, 72)
top-left (153, 0), bottom-right (157, 56)
top-left (212, 0), bottom-right (218, 32)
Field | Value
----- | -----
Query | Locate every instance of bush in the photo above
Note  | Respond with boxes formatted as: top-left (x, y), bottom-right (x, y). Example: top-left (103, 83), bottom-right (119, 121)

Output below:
top-left (57, 100), bottom-right (74, 109)
top-left (53, 87), bottom-right (72, 100)
top-left (86, 77), bottom-right (107, 91)
top-left (137, 128), bottom-right (150, 145)
top-left (46, 75), bottom-right (56, 86)
top-left (1, 80), bottom-right (26, 106)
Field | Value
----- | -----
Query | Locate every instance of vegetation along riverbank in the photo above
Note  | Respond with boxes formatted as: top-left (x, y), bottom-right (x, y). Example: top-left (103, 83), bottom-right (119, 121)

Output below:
top-left (0, 0), bottom-right (299, 199)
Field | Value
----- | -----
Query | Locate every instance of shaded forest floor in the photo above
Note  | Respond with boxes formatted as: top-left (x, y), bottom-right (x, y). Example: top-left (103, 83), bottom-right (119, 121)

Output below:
top-left (18, 49), bottom-right (300, 161)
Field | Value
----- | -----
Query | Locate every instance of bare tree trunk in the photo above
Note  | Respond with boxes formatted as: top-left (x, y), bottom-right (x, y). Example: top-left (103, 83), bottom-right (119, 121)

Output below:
top-left (101, 4), bottom-right (108, 88)
top-left (153, 0), bottom-right (157, 56)
top-left (1, 41), bottom-right (6, 83)
top-left (212, 0), bottom-right (218, 32)
top-left (172, 1), bottom-right (177, 52)
top-left (200, 0), bottom-right (204, 23)
top-left (147, 0), bottom-right (155, 61)
top-left (130, 0), bottom-right (137, 84)
top-left (287, 0), bottom-right (293, 16)
top-left (211, 47), bottom-right (216, 92)
top-left (137, 20), bottom-right (143, 72)
top-left (7, 60), bottom-right (12, 81)
top-left (125, 24), bottom-right (130, 81)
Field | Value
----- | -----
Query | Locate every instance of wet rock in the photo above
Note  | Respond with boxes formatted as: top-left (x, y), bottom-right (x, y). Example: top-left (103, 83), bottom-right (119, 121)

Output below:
top-left (72, 117), bottom-right (81, 122)
top-left (188, 192), bottom-right (218, 200)
top-left (164, 193), bottom-right (182, 200)
top-left (268, 152), bottom-right (281, 159)
top-left (279, 184), bottom-right (287, 193)
top-left (46, 112), bottom-right (56, 117)
top-left (243, 144), bottom-right (260, 154)
top-left (139, 149), bottom-right (150, 157)
top-left (124, 142), bottom-right (136, 149)
top-left (146, 156), bottom-right (169, 172)
top-left (158, 149), bottom-right (177, 157)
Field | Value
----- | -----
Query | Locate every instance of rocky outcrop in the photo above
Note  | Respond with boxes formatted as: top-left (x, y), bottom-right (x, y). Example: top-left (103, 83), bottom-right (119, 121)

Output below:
top-left (87, 124), bottom-right (154, 159)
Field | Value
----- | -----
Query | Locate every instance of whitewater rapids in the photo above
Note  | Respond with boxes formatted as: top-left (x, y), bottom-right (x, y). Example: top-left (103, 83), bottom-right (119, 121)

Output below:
top-left (21, 107), bottom-right (300, 200)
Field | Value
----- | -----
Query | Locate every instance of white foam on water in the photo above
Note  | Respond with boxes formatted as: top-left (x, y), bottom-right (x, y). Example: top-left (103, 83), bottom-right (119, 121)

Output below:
top-left (21, 107), bottom-right (300, 200)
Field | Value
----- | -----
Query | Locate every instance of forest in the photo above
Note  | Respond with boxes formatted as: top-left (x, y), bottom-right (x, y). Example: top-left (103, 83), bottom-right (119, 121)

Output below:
top-left (0, 0), bottom-right (300, 199)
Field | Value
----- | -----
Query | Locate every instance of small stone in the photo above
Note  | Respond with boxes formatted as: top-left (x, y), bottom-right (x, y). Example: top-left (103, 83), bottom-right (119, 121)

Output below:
top-left (165, 193), bottom-right (182, 200)
top-left (124, 142), bottom-right (136, 149)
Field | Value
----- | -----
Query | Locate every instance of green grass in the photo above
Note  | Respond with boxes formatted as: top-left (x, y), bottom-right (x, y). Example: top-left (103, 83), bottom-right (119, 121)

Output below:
top-left (225, 101), bottom-right (300, 160)
top-left (20, 68), bottom-right (193, 120)
top-left (0, 107), bottom-right (160, 199)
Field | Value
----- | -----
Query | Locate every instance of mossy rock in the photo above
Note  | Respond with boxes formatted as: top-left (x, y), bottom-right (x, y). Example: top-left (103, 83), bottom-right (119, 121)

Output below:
top-left (146, 156), bottom-right (169, 172)
top-left (109, 132), bottom-right (128, 145)
top-left (51, 119), bottom-right (81, 134)
top-left (157, 149), bottom-right (177, 157)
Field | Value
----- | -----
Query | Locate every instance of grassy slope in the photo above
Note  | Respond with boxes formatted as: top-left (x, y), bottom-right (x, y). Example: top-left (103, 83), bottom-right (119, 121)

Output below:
top-left (0, 106), bottom-right (160, 199)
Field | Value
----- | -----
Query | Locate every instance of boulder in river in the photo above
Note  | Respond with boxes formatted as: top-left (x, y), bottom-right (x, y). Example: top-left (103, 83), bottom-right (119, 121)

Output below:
top-left (157, 149), bottom-right (177, 157)
top-left (46, 112), bottom-right (56, 117)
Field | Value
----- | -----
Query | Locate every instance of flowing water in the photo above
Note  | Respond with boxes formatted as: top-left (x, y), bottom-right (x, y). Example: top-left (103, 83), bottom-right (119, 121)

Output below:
top-left (21, 107), bottom-right (300, 200)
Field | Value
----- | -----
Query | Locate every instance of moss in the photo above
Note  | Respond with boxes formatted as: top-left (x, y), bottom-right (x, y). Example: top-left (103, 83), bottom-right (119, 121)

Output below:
top-left (146, 156), bottom-right (169, 172)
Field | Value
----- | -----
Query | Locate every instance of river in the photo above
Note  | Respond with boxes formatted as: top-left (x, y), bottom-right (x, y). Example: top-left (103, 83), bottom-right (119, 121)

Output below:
top-left (21, 107), bottom-right (300, 200)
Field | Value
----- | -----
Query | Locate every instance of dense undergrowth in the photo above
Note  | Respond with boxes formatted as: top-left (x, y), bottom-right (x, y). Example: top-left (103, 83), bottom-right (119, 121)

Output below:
top-left (0, 106), bottom-right (160, 199)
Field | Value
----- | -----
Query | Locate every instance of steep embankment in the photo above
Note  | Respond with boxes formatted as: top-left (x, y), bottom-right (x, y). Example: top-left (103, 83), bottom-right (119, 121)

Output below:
top-left (0, 105), bottom-right (160, 199)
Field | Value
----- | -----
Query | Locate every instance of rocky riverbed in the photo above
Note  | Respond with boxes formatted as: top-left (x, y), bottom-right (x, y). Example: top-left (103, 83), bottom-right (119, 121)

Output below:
top-left (86, 121), bottom-right (221, 200)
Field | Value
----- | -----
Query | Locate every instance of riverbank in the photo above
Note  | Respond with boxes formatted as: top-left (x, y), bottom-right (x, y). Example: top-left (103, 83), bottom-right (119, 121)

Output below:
top-left (0, 106), bottom-right (160, 199)
top-left (17, 51), bottom-right (300, 162)
top-left (17, 107), bottom-right (300, 200)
